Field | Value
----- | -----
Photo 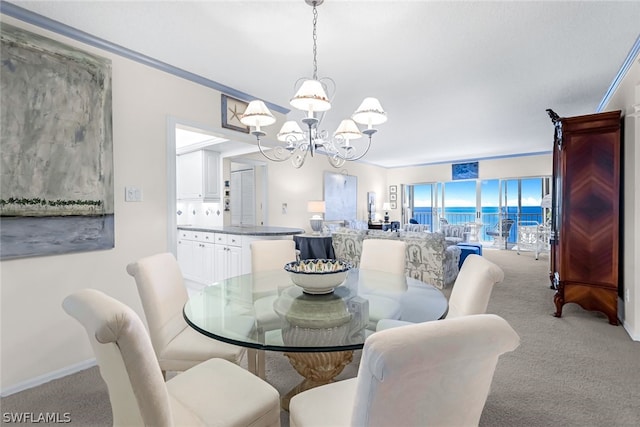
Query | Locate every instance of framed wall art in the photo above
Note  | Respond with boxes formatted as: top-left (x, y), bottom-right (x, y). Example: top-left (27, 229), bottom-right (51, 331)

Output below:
top-left (0, 24), bottom-right (114, 260)
top-left (324, 171), bottom-right (357, 221)
top-left (452, 161), bottom-right (479, 180)
top-left (221, 94), bottom-right (250, 133)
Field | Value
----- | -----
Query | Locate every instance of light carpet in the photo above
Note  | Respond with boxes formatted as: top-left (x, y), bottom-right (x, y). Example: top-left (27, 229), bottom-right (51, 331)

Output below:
top-left (1, 249), bottom-right (639, 426)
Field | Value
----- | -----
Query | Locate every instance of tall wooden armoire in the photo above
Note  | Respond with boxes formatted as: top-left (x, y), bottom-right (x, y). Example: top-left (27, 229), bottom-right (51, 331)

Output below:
top-left (547, 109), bottom-right (622, 325)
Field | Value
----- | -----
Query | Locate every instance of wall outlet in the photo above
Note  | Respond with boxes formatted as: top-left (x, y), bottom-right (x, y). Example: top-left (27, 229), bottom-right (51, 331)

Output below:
top-left (282, 203), bottom-right (287, 214)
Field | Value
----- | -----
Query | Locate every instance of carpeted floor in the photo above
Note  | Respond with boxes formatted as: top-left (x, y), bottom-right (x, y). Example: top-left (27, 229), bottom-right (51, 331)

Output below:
top-left (2, 249), bottom-right (639, 426)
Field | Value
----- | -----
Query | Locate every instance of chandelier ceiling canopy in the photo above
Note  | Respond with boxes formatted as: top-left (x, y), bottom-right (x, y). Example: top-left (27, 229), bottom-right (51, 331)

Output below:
top-left (240, 0), bottom-right (387, 168)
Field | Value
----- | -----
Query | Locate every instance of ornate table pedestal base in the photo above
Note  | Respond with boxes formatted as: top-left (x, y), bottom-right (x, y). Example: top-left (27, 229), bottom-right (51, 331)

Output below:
top-left (281, 350), bottom-right (354, 411)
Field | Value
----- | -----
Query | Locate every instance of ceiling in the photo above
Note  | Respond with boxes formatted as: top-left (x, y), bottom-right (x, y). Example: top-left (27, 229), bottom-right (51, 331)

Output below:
top-left (7, 0), bottom-right (640, 168)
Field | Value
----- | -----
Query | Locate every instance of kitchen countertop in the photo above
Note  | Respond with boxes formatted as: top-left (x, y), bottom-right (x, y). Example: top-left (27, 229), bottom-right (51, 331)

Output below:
top-left (177, 225), bottom-right (304, 236)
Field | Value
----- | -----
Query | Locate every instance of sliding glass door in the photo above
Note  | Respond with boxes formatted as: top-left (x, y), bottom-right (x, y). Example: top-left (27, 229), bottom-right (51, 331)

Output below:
top-left (405, 176), bottom-right (550, 248)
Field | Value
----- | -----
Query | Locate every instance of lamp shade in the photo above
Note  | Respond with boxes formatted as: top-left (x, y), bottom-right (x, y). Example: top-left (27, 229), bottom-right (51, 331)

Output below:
top-left (352, 97), bottom-right (388, 126)
top-left (382, 202), bottom-right (391, 211)
top-left (290, 79), bottom-right (331, 113)
top-left (307, 200), bottom-right (326, 214)
top-left (240, 100), bottom-right (276, 127)
top-left (277, 121), bottom-right (305, 142)
top-left (334, 119), bottom-right (363, 141)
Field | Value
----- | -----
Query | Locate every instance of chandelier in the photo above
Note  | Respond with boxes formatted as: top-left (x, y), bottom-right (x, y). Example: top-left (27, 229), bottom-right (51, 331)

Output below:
top-left (239, 0), bottom-right (387, 168)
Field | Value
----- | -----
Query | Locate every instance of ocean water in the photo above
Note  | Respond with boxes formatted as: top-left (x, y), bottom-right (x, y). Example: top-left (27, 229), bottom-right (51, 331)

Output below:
top-left (411, 206), bottom-right (543, 242)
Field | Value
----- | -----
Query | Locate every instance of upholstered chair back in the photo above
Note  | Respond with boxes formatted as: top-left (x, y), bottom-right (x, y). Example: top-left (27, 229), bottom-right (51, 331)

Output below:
top-left (360, 239), bottom-right (406, 275)
top-left (351, 314), bottom-right (520, 426)
top-left (126, 253), bottom-right (243, 373)
top-left (250, 239), bottom-right (297, 273)
top-left (62, 289), bottom-right (170, 426)
top-left (331, 228), bottom-right (367, 267)
top-left (126, 252), bottom-right (188, 358)
top-left (446, 254), bottom-right (504, 318)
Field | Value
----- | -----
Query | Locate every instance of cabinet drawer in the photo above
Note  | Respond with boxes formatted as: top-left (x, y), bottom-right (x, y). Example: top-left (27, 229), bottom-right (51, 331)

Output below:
top-left (227, 234), bottom-right (241, 247)
top-left (178, 230), bottom-right (195, 240)
top-left (214, 233), bottom-right (228, 245)
top-left (199, 232), bottom-right (215, 243)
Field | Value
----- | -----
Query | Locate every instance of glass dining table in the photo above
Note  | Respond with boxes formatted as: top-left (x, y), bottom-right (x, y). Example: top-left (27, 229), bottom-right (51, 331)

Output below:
top-left (183, 267), bottom-right (447, 410)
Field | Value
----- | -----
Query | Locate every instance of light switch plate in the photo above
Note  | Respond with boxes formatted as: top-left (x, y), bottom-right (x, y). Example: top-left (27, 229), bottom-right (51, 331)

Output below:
top-left (125, 186), bottom-right (143, 202)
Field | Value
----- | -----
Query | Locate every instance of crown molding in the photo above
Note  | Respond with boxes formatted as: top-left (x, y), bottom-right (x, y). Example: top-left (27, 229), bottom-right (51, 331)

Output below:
top-left (0, 1), bottom-right (289, 115)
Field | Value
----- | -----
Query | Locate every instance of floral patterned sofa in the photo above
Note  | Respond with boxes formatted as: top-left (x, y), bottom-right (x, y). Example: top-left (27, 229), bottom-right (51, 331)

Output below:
top-left (331, 228), bottom-right (461, 289)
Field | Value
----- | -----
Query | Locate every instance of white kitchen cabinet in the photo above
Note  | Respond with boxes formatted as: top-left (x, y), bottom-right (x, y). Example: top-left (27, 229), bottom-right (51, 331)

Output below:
top-left (177, 149), bottom-right (221, 201)
top-left (177, 230), bottom-right (196, 278)
top-left (213, 233), bottom-right (242, 282)
top-left (177, 230), bottom-right (216, 285)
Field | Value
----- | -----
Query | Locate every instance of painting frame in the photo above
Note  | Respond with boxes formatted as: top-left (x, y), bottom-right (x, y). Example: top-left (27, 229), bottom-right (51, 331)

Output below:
top-left (221, 94), bottom-right (250, 133)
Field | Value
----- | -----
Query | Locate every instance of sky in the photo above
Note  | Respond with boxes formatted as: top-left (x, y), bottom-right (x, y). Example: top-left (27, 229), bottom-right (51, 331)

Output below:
top-left (413, 178), bottom-right (546, 207)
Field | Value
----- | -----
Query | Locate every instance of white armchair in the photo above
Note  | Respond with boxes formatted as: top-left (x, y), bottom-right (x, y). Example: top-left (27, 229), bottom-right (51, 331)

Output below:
top-left (62, 289), bottom-right (281, 427)
top-left (289, 314), bottom-right (520, 427)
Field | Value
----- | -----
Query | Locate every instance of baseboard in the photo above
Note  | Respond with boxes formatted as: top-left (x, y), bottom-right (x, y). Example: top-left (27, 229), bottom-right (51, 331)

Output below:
top-left (0, 358), bottom-right (96, 397)
top-left (622, 320), bottom-right (639, 342)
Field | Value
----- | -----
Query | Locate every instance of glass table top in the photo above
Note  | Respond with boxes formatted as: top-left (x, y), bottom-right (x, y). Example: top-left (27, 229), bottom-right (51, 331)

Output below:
top-left (183, 268), bottom-right (448, 353)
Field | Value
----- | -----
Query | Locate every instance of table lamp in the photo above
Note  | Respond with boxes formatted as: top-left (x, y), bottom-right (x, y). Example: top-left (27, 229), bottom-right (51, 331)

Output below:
top-left (308, 200), bottom-right (326, 235)
top-left (382, 202), bottom-right (391, 223)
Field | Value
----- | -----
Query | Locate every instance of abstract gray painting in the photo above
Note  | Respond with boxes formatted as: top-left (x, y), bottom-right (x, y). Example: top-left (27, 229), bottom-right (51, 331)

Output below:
top-left (324, 171), bottom-right (357, 222)
top-left (0, 24), bottom-right (113, 260)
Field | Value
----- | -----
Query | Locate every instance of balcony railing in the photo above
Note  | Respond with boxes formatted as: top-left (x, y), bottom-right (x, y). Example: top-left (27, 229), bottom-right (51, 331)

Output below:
top-left (411, 210), bottom-right (544, 247)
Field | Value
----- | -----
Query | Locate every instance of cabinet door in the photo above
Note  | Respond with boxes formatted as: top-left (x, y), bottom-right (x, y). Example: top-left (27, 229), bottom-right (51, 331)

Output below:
top-left (202, 242), bottom-right (216, 284)
top-left (227, 245), bottom-right (242, 279)
top-left (202, 150), bottom-right (220, 201)
top-left (177, 238), bottom-right (196, 280)
top-left (213, 244), bottom-right (228, 282)
top-left (177, 150), bottom-right (220, 201)
top-left (177, 151), bottom-right (203, 199)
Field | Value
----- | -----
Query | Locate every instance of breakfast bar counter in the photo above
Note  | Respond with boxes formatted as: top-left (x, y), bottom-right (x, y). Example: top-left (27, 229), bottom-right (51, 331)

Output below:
top-left (177, 225), bottom-right (304, 236)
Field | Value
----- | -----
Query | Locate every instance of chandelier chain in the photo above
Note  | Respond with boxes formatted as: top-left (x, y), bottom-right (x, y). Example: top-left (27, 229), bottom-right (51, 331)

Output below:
top-left (312, 4), bottom-right (318, 80)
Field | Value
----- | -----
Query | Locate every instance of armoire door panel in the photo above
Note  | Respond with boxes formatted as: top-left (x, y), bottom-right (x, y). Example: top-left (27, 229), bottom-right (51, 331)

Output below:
top-left (549, 109), bottom-right (621, 325)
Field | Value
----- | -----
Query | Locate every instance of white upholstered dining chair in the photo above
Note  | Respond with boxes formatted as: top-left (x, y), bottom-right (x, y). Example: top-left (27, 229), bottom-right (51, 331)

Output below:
top-left (376, 254), bottom-right (504, 331)
top-left (289, 314), bottom-right (519, 427)
top-left (359, 238), bottom-right (407, 329)
top-left (126, 252), bottom-right (245, 377)
top-left (360, 238), bottom-right (406, 275)
top-left (62, 289), bottom-right (281, 427)
top-left (249, 239), bottom-right (298, 377)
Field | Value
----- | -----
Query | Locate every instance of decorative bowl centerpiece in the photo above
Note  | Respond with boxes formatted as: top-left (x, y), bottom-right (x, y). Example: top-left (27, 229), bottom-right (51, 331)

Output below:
top-left (284, 259), bottom-right (352, 294)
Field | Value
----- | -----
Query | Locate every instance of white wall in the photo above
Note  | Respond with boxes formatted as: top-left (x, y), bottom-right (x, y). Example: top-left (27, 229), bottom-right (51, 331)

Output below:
top-left (604, 55), bottom-right (640, 340)
top-left (233, 151), bottom-right (388, 232)
top-left (0, 15), bottom-right (286, 393)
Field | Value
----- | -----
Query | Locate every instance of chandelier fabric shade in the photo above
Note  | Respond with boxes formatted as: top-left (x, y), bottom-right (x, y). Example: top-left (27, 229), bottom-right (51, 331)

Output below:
top-left (239, 100), bottom-right (276, 132)
top-left (290, 79), bottom-right (331, 113)
top-left (240, 0), bottom-right (386, 168)
top-left (353, 97), bottom-right (388, 128)
top-left (334, 119), bottom-right (362, 141)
